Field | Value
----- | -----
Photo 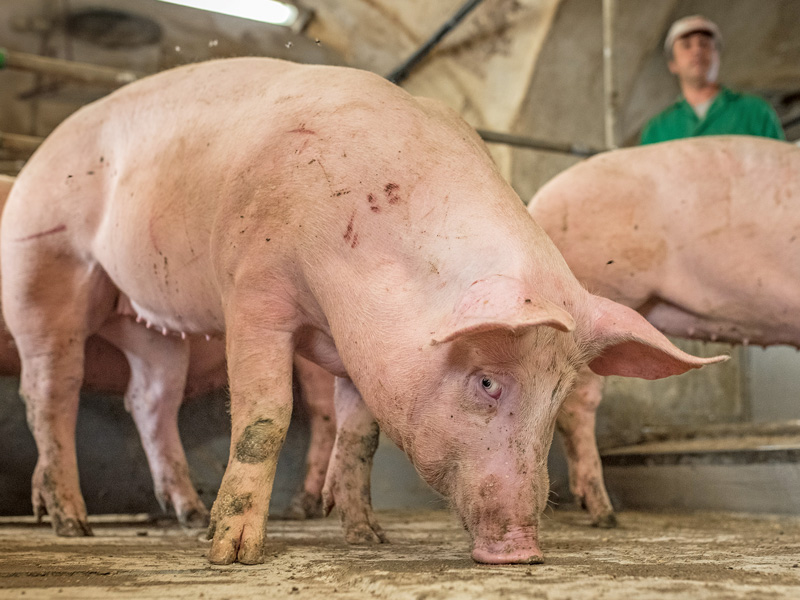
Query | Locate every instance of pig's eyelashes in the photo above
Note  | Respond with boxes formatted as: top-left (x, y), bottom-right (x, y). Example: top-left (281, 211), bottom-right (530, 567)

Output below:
top-left (480, 376), bottom-right (503, 400)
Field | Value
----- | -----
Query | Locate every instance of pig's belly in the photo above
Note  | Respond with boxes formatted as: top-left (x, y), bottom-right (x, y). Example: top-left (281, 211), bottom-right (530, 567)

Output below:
top-left (643, 301), bottom-right (800, 348)
top-left (93, 222), bottom-right (225, 337)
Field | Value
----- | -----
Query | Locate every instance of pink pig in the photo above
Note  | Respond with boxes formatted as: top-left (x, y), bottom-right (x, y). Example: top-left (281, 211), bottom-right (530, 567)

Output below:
top-left (0, 174), bottom-right (334, 527)
top-left (1, 58), bottom-right (723, 565)
top-left (528, 135), bottom-right (797, 527)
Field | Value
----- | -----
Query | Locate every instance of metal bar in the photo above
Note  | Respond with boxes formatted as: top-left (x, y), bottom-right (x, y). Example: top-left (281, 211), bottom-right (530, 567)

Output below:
top-left (0, 126), bottom-right (602, 160)
top-left (602, 0), bottom-right (618, 149)
top-left (477, 128), bottom-right (603, 157)
top-left (0, 40), bottom-right (604, 160)
top-left (0, 48), bottom-right (140, 86)
top-left (0, 131), bottom-right (44, 154)
top-left (386, 0), bottom-right (484, 85)
top-left (781, 110), bottom-right (800, 131)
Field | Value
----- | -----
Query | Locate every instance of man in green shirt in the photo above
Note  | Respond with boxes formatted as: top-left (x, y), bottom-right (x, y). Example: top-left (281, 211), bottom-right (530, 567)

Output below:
top-left (640, 15), bottom-right (785, 145)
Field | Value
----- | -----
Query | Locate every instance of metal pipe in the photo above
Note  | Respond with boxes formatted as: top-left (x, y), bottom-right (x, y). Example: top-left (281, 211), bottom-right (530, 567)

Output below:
top-left (0, 48), bottom-right (140, 86)
top-left (477, 128), bottom-right (603, 157)
top-left (386, 0), bottom-right (484, 85)
top-left (781, 110), bottom-right (800, 131)
top-left (0, 131), bottom-right (44, 154)
top-left (602, 0), bottom-right (618, 149)
top-left (0, 126), bottom-right (603, 159)
top-left (0, 41), bottom-right (603, 160)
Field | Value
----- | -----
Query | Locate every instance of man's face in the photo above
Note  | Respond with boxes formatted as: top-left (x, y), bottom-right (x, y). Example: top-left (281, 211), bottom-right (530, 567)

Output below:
top-left (668, 31), bottom-right (719, 88)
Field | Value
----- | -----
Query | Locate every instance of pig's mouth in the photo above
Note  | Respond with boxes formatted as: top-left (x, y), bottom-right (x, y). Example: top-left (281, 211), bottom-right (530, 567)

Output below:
top-left (449, 474), bottom-right (547, 565)
top-left (471, 526), bottom-right (544, 564)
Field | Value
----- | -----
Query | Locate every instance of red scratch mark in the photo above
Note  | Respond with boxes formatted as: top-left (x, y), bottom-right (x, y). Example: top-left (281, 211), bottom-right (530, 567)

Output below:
top-left (367, 193), bottom-right (381, 213)
top-left (343, 211), bottom-right (355, 242)
top-left (14, 224), bottom-right (67, 242)
top-left (385, 183), bottom-right (401, 204)
top-left (343, 211), bottom-right (360, 248)
top-left (288, 125), bottom-right (316, 135)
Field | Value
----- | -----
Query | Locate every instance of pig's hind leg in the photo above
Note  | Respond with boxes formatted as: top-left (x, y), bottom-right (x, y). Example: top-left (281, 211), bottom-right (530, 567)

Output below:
top-left (322, 377), bottom-right (388, 544)
top-left (2, 252), bottom-right (118, 536)
top-left (556, 366), bottom-right (617, 528)
top-left (283, 355), bottom-right (336, 520)
top-left (97, 317), bottom-right (209, 528)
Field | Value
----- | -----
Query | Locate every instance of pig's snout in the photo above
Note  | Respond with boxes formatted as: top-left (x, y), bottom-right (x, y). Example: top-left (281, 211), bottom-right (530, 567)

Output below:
top-left (471, 526), bottom-right (544, 564)
top-left (455, 461), bottom-right (551, 565)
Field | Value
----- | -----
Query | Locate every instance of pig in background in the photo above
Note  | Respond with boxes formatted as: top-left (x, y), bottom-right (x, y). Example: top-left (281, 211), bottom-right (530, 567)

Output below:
top-left (0, 174), bottom-right (335, 529)
top-left (1, 57), bottom-right (724, 565)
top-left (528, 135), bottom-right (798, 528)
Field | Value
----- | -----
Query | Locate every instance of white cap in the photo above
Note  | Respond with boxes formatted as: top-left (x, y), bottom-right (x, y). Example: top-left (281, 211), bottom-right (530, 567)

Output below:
top-left (664, 15), bottom-right (722, 55)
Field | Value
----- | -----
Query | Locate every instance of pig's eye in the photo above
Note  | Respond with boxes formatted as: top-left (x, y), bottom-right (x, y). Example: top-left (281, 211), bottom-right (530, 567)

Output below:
top-left (480, 376), bottom-right (503, 399)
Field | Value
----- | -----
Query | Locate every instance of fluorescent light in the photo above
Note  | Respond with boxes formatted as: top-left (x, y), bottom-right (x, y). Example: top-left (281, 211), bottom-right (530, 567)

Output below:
top-left (158, 0), bottom-right (299, 27)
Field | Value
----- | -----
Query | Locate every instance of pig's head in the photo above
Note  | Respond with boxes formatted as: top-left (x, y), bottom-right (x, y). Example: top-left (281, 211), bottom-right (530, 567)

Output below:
top-left (389, 275), bottom-right (725, 565)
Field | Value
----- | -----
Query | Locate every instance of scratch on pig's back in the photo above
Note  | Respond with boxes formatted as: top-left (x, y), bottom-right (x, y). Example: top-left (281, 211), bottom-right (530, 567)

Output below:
top-left (13, 224), bottom-right (67, 242)
top-left (287, 124), bottom-right (316, 135)
top-left (343, 209), bottom-right (359, 248)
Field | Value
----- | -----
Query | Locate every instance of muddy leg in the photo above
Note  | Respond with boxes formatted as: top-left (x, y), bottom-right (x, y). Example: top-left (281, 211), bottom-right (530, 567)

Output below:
top-left (556, 366), bottom-right (616, 528)
top-left (322, 376), bottom-right (387, 544)
top-left (99, 317), bottom-right (209, 528)
top-left (3, 256), bottom-right (117, 537)
top-left (20, 343), bottom-right (91, 536)
top-left (207, 325), bottom-right (294, 565)
top-left (284, 355), bottom-right (336, 520)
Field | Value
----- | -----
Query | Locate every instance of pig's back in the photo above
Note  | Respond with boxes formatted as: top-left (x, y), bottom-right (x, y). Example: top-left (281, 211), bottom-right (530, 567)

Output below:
top-left (4, 58), bottom-right (411, 333)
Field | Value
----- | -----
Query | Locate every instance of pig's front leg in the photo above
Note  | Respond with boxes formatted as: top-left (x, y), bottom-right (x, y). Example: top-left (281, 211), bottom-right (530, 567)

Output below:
top-left (283, 355), bottom-right (336, 520)
top-left (98, 317), bottom-right (209, 528)
top-left (322, 377), bottom-right (387, 544)
top-left (207, 327), bottom-right (294, 565)
top-left (556, 366), bottom-right (617, 528)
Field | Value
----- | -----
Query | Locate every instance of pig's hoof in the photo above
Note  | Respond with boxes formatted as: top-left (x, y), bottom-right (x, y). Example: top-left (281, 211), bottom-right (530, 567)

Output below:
top-left (592, 512), bottom-right (618, 529)
top-left (207, 515), bottom-right (269, 565)
top-left (208, 536), bottom-right (238, 565)
top-left (344, 523), bottom-right (389, 544)
top-left (180, 506), bottom-right (211, 529)
top-left (53, 515), bottom-right (93, 537)
top-left (280, 491), bottom-right (323, 520)
top-left (471, 548), bottom-right (544, 565)
top-left (208, 532), bottom-right (267, 565)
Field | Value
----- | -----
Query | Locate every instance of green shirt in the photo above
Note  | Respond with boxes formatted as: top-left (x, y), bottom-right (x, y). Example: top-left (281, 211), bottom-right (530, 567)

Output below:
top-left (640, 87), bottom-right (785, 145)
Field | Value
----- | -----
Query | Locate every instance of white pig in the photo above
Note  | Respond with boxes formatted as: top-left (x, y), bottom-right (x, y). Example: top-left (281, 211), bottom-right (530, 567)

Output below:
top-left (529, 135), bottom-right (797, 527)
top-left (2, 58), bottom-right (723, 565)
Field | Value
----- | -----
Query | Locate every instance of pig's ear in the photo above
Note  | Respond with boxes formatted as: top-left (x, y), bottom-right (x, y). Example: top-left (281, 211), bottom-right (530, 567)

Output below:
top-left (430, 276), bottom-right (575, 345)
top-left (586, 294), bottom-right (728, 379)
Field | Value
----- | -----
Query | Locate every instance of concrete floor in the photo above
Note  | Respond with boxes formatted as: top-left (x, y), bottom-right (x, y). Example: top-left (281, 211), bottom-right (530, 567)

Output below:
top-left (1, 509), bottom-right (799, 599)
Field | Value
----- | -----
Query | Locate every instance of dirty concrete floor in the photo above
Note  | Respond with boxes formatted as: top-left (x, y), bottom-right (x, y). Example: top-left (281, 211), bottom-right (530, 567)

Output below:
top-left (0, 509), bottom-right (798, 599)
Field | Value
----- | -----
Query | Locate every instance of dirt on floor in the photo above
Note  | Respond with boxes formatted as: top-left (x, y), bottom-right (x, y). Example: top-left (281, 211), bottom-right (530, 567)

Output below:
top-left (0, 508), bottom-right (799, 599)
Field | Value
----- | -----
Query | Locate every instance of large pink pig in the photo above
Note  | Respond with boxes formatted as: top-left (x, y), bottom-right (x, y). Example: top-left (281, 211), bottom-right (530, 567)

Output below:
top-left (0, 174), bottom-right (334, 527)
top-left (528, 135), bottom-right (797, 528)
top-left (1, 57), bottom-right (723, 565)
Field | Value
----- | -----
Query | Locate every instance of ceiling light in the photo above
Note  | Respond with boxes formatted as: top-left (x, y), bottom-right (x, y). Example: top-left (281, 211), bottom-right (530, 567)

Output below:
top-left (157, 0), bottom-right (300, 28)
